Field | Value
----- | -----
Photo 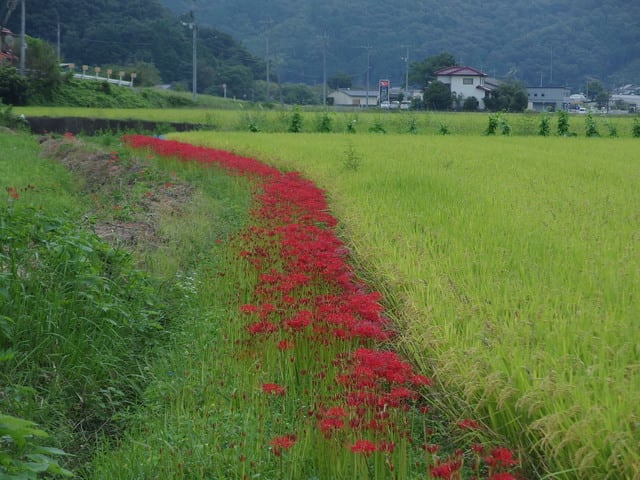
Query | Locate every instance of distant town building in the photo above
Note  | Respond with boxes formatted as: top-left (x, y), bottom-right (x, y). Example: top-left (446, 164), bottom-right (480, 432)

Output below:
top-left (328, 89), bottom-right (379, 107)
top-left (434, 66), bottom-right (494, 110)
top-left (526, 86), bottom-right (571, 112)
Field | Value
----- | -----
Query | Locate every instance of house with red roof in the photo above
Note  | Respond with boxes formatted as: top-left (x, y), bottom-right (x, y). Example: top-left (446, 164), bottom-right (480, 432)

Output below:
top-left (435, 66), bottom-right (496, 110)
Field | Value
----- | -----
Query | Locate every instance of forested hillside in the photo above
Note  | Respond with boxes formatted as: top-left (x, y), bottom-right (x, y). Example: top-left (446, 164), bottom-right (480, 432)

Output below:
top-left (2, 0), bottom-right (264, 97)
top-left (162, 0), bottom-right (640, 91)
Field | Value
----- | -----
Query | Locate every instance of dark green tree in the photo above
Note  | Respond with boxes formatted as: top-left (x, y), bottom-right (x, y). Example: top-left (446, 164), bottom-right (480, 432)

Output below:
top-left (484, 80), bottom-right (528, 112)
top-left (24, 37), bottom-right (60, 102)
top-left (281, 83), bottom-right (317, 105)
top-left (127, 61), bottom-right (162, 87)
top-left (0, 66), bottom-right (28, 105)
top-left (462, 96), bottom-right (479, 111)
top-left (423, 80), bottom-right (451, 110)
top-left (595, 91), bottom-right (609, 109)
top-left (409, 52), bottom-right (456, 87)
top-left (584, 79), bottom-right (605, 102)
top-left (328, 73), bottom-right (353, 89)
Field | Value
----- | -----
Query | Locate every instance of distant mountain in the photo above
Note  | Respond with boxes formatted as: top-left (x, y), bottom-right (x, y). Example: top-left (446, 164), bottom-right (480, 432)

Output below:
top-left (2, 0), bottom-right (264, 96)
top-left (161, 0), bottom-right (640, 91)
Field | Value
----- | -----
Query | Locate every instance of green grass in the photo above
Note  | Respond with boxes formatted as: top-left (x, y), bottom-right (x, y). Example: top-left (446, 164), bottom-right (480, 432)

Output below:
top-left (169, 131), bottom-right (640, 479)
top-left (0, 130), bottom-right (254, 477)
top-left (0, 132), bottom-right (82, 214)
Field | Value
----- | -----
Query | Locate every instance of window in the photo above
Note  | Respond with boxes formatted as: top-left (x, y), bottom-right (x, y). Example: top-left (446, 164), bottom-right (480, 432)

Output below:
top-left (463, 78), bottom-right (474, 85)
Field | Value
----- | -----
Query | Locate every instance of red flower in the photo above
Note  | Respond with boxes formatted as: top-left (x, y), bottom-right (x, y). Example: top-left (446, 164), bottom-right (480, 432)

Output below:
top-left (349, 439), bottom-right (377, 456)
top-left (246, 320), bottom-right (278, 335)
top-left (261, 383), bottom-right (285, 396)
top-left (269, 434), bottom-right (296, 457)
top-left (276, 339), bottom-right (294, 351)
top-left (240, 304), bottom-right (258, 314)
top-left (5, 187), bottom-right (19, 200)
top-left (485, 447), bottom-right (519, 468)
top-left (457, 418), bottom-right (480, 430)
top-left (430, 460), bottom-right (462, 479)
top-left (490, 474), bottom-right (518, 480)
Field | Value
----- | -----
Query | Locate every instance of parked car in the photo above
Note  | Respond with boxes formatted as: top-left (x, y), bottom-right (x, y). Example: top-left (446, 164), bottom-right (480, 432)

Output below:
top-left (380, 101), bottom-right (390, 109)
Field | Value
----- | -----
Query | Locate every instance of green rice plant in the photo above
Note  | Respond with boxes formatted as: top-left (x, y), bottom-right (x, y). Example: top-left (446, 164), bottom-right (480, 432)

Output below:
top-left (174, 131), bottom-right (640, 479)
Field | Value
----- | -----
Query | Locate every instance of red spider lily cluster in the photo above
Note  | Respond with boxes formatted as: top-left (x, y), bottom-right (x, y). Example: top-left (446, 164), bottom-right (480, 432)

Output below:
top-left (5, 186), bottom-right (19, 200)
top-left (122, 135), bottom-right (521, 479)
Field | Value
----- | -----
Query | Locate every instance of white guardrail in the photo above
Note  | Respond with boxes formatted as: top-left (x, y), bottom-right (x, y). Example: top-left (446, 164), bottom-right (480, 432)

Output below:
top-left (61, 64), bottom-right (136, 87)
top-left (72, 73), bottom-right (134, 87)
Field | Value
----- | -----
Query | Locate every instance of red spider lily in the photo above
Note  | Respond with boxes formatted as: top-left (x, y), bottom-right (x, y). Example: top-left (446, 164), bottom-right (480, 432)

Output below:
top-left (261, 383), bottom-right (286, 396)
top-left (282, 310), bottom-right (312, 331)
top-left (484, 448), bottom-right (519, 469)
top-left (378, 441), bottom-right (395, 453)
top-left (349, 439), bottom-right (377, 456)
top-left (490, 474), bottom-right (518, 480)
top-left (269, 434), bottom-right (296, 457)
top-left (318, 417), bottom-right (344, 437)
top-left (430, 460), bottom-right (462, 479)
top-left (276, 339), bottom-right (294, 351)
top-left (457, 418), bottom-right (480, 430)
top-left (246, 320), bottom-right (278, 335)
top-left (240, 304), bottom-right (259, 314)
top-left (5, 186), bottom-right (19, 200)
top-left (422, 444), bottom-right (440, 454)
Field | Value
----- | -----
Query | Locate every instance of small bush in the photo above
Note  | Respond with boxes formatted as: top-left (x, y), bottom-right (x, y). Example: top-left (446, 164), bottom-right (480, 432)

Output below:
top-left (584, 112), bottom-right (600, 137)
top-left (557, 110), bottom-right (570, 136)
top-left (368, 119), bottom-right (386, 134)
top-left (484, 114), bottom-right (499, 135)
top-left (538, 114), bottom-right (550, 136)
top-left (342, 142), bottom-right (362, 171)
top-left (288, 107), bottom-right (303, 133)
top-left (316, 112), bottom-right (333, 133)
top-left (632, 117), bottom-right (640, 138)
top-left (405, 116), bottom-right (418, 134)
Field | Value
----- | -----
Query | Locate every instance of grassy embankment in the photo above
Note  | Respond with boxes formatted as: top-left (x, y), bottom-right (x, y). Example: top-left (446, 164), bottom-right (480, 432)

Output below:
top-left (0, 129), bottom-right (253, 477)
top-left (170, 130), bottom-right (640, 479)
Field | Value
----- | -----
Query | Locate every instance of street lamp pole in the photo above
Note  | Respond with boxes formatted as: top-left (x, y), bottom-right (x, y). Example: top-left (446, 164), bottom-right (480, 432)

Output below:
top-left (191, 2), bottom-right (197, 102)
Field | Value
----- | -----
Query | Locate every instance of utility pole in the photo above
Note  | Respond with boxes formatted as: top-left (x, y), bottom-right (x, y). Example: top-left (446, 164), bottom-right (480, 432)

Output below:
top-left (19, 0), bottom-right (25, 75)
top-left (401, 45), bottom-right (410, 95)
top-left (56, 12), bottom-right (61, 61)
top-left (321, 31), bottom-right (328, 108)
top-left (191, 1), bottom-right (197, 102)
top-left (549, 46), bottom-right (553, 85)
top-left (359, 45), bottom-right (372, 108)
top-left (264, 17), bottom-right (273, 101)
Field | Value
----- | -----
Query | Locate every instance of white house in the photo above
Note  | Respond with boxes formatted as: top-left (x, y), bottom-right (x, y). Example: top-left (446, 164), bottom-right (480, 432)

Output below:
top-left (435, 66), bottom-right (492, 109)
top-left (328, 89), bottom-right (379, 107)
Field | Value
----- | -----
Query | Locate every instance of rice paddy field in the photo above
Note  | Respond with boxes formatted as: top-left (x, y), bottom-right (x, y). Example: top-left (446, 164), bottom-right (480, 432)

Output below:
top-left (163, 130), bottom-right (640, 479)
top-left (14, 105), bottom-right (640, 137)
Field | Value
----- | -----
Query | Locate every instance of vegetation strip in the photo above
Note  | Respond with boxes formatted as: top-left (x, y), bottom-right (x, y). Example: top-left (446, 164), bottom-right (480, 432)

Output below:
top-left (122, 135), bottom-right (521, 479)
